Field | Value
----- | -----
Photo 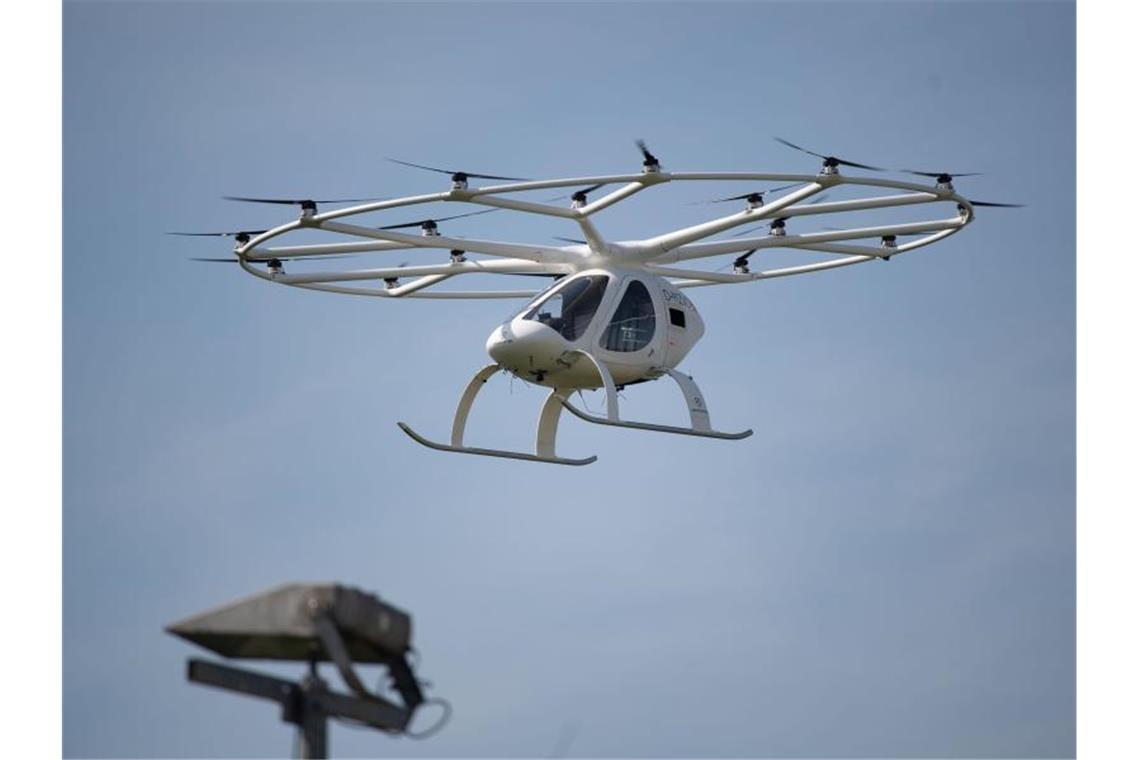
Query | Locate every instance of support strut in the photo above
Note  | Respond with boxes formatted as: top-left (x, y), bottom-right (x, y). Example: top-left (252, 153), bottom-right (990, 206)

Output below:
top-left (397, 364), bottom-right (597, 466)
top-left (558, 355), bottom-right (753, 440)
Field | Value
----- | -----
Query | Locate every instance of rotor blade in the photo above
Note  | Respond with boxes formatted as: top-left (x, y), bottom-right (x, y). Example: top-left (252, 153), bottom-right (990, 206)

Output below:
top-left (774, 137), bottom-right (827, 160)
top-left (774, 137), bottom-right (885, 171)
top-left (190, 255), bottom-right (357, 263)
top-left (553, 236), bottom-right (587, 245)
top-left (221, 196), bottom-right (298, 205)
top-left (968, 199), bottom-right (1024, 208)
top-left (721, 193), bottom-right (827, 224)
top-left (378, 208), bottom-right (499, 230)
top-left (222, 196), bottom-right (385, 205)
top-left (167, 230), bottom-right (268, 237)
top-left (385, 158), bottom-right (453, 175)
top-left (466, 171), bottom-right (529, 181)
top-left (730, 225), bottom-right (765, 238)
top-left (386, 158), bottom-right (528, 181)
top-left (635, 139), bottom-right (656, 161)
top-left (834, 157), bottom-right (886, 171)
top-left (546, 183), bottom-right (610, 202)
top-left (702, 183), bottom-right (800, 204)
top-left (717, 248), bottom-right (761, 273)
top-left (900, 170), bottom-right (983, 178)
top-left (729, 216), bottom-right (788, 238)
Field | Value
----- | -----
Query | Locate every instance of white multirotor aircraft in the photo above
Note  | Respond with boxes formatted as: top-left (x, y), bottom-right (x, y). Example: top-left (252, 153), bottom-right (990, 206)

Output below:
top-left (176, 139), bottom-right (1018, 465)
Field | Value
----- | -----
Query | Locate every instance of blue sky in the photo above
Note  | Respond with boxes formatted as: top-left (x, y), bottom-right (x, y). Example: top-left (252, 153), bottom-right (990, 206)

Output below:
top-left (64, 1), bottom-right (1074, 757)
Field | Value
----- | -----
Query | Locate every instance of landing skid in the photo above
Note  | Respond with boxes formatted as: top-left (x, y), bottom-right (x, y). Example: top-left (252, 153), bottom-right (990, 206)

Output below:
top-left (396, 423), bottom-right (597, 467)
top-left (398, 356), bottom-right (751, 466)
top-left (559, 400), bottom-right (752, 439)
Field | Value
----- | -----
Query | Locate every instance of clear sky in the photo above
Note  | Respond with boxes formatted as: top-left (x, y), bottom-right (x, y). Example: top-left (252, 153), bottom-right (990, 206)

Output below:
top-left (64, 1), bottom-right (1074, 757)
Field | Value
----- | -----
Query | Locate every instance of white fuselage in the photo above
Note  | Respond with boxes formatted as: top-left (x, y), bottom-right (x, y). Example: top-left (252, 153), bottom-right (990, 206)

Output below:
top-left (486, 268), bottom-right (704, 389)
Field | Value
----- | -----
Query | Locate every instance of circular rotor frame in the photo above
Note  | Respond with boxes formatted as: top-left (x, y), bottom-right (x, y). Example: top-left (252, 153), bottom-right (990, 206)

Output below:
top-left (219, 167), bottom-right (978, 299)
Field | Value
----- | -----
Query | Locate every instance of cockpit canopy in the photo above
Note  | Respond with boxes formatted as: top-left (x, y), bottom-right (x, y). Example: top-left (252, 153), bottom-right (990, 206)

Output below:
top-left (493, 270), bottom-right (704, 388)
top-left (523, 274), bottom-right (609, 341)
top-left (521, 272), bottom-right (661, 353)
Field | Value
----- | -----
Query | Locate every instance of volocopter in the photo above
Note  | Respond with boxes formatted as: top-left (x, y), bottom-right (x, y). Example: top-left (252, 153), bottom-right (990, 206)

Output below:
top-left (174, 138), bottom-right (1018, 466)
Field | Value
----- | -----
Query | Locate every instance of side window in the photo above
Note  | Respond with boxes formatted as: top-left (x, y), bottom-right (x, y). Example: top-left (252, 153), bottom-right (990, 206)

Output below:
top-left (669, 308), bottom-right (686, 328)
top-left (603, 280), bottom-right (656, 352)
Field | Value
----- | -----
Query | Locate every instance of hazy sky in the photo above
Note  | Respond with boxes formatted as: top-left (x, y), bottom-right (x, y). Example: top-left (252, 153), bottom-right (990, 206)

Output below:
top-left (64, 1), bottom-right (1074, 757)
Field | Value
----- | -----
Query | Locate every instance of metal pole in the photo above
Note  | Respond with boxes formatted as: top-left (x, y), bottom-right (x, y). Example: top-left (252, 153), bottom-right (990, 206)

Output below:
top-left (296, 666), bottom-right (329, 759)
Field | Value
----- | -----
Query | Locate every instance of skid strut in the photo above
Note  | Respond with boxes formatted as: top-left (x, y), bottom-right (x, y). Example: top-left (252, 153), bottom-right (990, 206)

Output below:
top-left (558, 352), bottom-right (753, 440)
top-left (397, 364), bottom-right (597, 466)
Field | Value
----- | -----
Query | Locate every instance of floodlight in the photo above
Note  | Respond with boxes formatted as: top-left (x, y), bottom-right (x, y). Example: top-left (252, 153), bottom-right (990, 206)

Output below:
top-left (167, 582), bottom-right (438, 758)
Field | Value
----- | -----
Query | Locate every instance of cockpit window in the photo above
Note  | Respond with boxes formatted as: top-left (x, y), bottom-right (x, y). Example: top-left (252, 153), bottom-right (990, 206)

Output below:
top-left (602, 279), bottom-right (656, 352)
top-left (523, 274), bottom-right (609, 341)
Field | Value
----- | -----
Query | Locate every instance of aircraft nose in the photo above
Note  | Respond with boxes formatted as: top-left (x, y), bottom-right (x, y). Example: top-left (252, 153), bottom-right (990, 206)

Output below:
top-left (486, 319), bottom-right (569, 375)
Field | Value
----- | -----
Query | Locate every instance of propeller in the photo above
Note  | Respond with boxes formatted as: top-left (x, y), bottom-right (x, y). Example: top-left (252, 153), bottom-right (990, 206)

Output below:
top-left (774, 137), bottom-right (885, 172)
top-left (570, 182), bottom-right (608, 204)
top-left (167, 230), bottom-right (268, 244)
top-left (965, 199), bottom-right (1024, 208)
top-left (546, 183), bottom-right (610, 204)
top-left (190, 255), bottom-right (355, 263)
top-left (378, 208), bottom-right (499, 231)
top-left (446, 249), bottom-right (560, 277)
top-left (900, 170), bottom-right (983, 184)
top-left (636, 139), bottom-right (661, 170)
top-left (730, 216), bottom-right (790, 238)
top-left (700, 183), bottom-right (800, 204)
top-left (732, 249), bottom-right (759, 273)
top-left (386, 158), bottom-right (529, 182)
top-left (725, 191), bottom-right (829, 237)
top-left (222, 196), bottom-right (385, 211)
top-left (383, 261), bottom-right (412, 287)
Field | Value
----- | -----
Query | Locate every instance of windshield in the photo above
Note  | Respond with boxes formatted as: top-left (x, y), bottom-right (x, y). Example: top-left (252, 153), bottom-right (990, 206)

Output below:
top-left (523, 274), bottom-right (609, 341)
